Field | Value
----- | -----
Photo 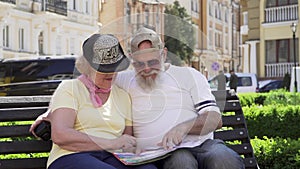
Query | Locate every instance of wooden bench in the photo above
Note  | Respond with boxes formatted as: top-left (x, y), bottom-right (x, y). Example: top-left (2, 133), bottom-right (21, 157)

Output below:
top-left (0, 90), bottom-right (258, 169)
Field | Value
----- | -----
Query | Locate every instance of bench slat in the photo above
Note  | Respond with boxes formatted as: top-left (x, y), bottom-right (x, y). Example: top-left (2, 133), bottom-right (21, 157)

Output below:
top-left (214, 128), bottom-right (249, 141)
top-left (227, 143), bottom-right (254, 155)
top-left (212, 90), bottom-right (239, 101)
top-left (0, 125), bottom-right (33, 138)
top-left (0, 140), bottom-right (52, 154)
top-left (0, 157), bottom-right (47, 169)
top-left (222, 115), bottom-right (245, 127)
top-left (0, 108), bottom-right (47, 121)
top-left (0, 96), bottom-right (51, 109)
top-left (244, 157), bottom-right (258, 168)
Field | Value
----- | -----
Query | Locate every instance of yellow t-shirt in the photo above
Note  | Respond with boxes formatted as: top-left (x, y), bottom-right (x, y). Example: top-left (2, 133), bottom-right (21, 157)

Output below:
top-left (47, 79), bottom-right (132, 167)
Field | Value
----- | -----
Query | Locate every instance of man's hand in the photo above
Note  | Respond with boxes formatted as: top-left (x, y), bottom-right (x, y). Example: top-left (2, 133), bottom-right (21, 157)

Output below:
top-left (159, 124), bottom-right (189, 150)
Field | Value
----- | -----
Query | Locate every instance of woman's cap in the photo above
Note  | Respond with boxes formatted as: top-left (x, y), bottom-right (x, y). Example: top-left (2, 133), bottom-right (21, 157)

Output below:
top-left (82, 34), bottom-right (130, 73)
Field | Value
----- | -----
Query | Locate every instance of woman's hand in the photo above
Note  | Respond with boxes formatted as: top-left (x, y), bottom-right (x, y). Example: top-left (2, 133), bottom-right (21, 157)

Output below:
top-left (113, 134), bottom-right (137, 152)
top-left (29, 110), bottom-right (51, 137)
top-left (159, 125), bottom-right (187, 150)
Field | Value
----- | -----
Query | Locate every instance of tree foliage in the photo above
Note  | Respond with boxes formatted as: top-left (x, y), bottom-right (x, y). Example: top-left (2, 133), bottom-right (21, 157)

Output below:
top-left (164, 1), bottom-right (195, 66)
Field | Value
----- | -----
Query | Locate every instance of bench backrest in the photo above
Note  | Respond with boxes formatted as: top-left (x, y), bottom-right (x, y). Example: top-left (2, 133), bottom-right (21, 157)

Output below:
top-left (0, 90), bottom-right (257, 169)
top-left (0, 96), bottom-right (51, 169)
top-left (212, 90), bottom-right (258, 169)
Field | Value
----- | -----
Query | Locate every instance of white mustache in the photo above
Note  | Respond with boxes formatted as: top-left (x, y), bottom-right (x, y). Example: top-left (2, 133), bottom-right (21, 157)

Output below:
top-left (139, 69), bottom-right (160, 76)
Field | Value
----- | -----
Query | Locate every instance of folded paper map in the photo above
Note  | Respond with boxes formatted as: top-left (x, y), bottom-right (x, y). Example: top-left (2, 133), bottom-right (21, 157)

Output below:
top-left (112, 140), bottom-right (201, 165)
top-left (112, 148), bottom-right (174, 165)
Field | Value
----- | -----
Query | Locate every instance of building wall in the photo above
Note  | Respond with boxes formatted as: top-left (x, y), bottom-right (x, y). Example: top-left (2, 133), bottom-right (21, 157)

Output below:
top-left (0, 0), bottom-right (99, 59)
top-left (240, 0), bottom-right (300, 79)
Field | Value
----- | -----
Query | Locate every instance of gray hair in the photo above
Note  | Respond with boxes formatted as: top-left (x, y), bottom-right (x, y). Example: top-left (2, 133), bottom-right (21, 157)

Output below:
top-left (75, 55), bottom-right (93, 75)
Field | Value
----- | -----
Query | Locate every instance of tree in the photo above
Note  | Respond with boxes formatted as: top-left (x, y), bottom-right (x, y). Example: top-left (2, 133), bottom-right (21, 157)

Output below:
top-left (164, 1), bottom-right (195, 66)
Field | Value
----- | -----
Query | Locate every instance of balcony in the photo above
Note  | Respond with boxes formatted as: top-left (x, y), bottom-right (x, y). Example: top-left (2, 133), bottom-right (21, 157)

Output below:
top-left (240, 25), bottom-right (248, 35)
top-left (46, 0), bottom-right (67, 16)
top-left (265, 4), bottom-right (298, 23)
top-left (265, 62), bottom-right (299, 78)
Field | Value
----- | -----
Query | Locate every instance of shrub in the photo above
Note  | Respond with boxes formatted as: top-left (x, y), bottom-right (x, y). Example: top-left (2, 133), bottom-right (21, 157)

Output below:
top-left (243, 105), bottom-right (300, 139)
top-left (252, 137), bottom-right (300, 169)
top-left (238, 90), bottom-right (300, 106)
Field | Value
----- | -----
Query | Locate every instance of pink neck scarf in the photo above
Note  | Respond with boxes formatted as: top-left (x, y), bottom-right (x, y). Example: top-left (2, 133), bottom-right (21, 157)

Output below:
top-left (78, 74), bottom-right (111, 107)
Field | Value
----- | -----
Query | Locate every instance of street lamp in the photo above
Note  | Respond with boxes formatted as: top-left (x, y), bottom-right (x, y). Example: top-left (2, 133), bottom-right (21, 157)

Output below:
top-left (290, 22), bottom-right (297, 92)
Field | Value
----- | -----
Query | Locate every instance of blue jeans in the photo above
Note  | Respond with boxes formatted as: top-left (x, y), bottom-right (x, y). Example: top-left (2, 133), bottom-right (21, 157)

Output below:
top-left (48, 151), bottom-right (157, 169)
top-left (161, 139), bottom-right (245, 169)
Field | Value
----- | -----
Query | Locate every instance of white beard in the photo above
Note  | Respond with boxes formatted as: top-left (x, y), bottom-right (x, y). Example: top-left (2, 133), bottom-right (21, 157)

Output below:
top-left (136, 70), bottom-right (160, 92)
top-left (135, 62), bottom-right (165, 92)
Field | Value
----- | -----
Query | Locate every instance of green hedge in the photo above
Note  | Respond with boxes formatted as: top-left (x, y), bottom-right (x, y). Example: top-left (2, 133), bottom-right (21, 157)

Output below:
top-left (238, 90), bottom-right (300, 168)
top-left (243, 105), bottom-right (300, 139)
top-left (252, 137), bottom-right (300, 169)
top-left (238, 89), bottom-right (300, 106)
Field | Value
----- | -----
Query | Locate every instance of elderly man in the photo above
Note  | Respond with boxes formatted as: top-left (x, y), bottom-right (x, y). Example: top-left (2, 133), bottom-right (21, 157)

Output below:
top-left (116, 27), bottom-right (244, 169)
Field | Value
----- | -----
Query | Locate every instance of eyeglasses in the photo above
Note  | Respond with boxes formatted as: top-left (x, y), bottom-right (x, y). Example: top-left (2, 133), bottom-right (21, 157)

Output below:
top-left (132, 59), bottom-right (161, 69)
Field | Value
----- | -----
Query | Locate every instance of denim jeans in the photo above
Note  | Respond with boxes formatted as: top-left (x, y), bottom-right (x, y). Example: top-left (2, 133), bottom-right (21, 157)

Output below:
top-left (48, 151), bottom-right (157, 169)
top-left (161, 139), bottom-right (245, 169)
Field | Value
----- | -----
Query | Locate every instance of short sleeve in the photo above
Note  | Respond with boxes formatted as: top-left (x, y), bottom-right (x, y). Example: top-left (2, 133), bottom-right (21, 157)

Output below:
top-left (49, 80), bottom-right (79, 112)
top-left (188, 68), bottom-right (221, 115)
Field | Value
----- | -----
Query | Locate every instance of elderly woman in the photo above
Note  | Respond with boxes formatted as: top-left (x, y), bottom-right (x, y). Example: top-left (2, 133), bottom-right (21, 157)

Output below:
top-left (30, 34), bottom-right (157, 169)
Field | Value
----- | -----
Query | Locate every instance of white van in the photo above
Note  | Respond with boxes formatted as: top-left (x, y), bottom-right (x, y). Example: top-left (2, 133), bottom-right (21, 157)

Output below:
top-left (209, 73), bottom-right (259, 93)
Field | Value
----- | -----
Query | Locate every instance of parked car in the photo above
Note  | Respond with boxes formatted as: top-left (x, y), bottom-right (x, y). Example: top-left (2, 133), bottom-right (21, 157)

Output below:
top-left (209, 73), bottom-right (259, 93)
top-left (0, 55), bottom-right (79, 85)
top-left (0, 55), bottom-right (79, 96)
top-left (0, 80), bottom-right (63, 96)
top-left (258, 80), bottom-right (283, 92)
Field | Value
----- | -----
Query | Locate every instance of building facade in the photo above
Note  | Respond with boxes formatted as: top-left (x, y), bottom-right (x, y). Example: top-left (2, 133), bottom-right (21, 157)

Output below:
top-left (240, 0), bottom-right (299, 79)
top-left (196, 0), bottom-right (241, 78)
top-left (99, 0), bottom-right (164, 54)
top-left (0, 0), bottom-right (99, 59)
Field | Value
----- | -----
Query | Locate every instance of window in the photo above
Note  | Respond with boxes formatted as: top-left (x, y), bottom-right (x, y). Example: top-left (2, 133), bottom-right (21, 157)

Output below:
top-left (265, 39), bottom-right (298, 63)
top-left (3, 25), bottom-right (9, 48)
top-left (70, 38), bottom-right (75, 54)
top-left (209, 2), bottom-right (213, 16)
top-left (239, 77), bottom-right (252, 86)
top-left (243, 12), bottom-right (248, 25)
top-left (145, 7), bottom-right (149, 26)
top-left (38, 32), bottom-right (44, 55)
top-left (85, 0), bottom-right (89, 14)
top-left (127, 2), bottom-right (131, 23)
top-left (73, 0), bottom-right (76, 10)
top-left (266, 0), bottom-right (298, 7)
top-left (209, 30), bottom-right (213, 46)
top-left (56, 36), bottom-right (62, 55)
top-left (19, 28), bottom-right (24, 50)
top-left (137, 11), bottom-right (141, 29)
top-left (225, 10), bottom-right (228, 22)
top-left (191, 0), bottom-right (198, 12)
